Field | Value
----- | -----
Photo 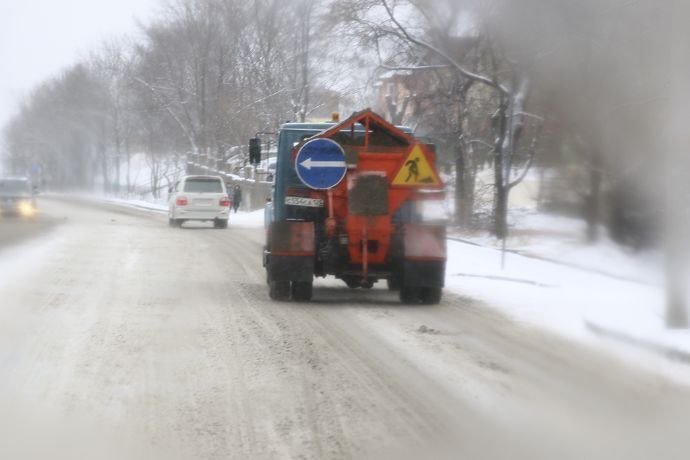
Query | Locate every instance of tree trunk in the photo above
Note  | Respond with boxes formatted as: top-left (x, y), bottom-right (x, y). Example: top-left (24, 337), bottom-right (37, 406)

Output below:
top-left (467, 159), bottom-right (477, 220)
top-left (150, 159), bottom-right (159, 200)
top-left (100, 152), bottom-right (110, 195)
top-left (453, 84), bottom-right (476, 227)
top-left (99, 134), bottom-right (110, 195)
top-left (493, 138), bottom-right (508, 238)
top-left (494, 182), bottom-right (508, 239)
top-left (114, 155), bottom-right (120, 195)
top-left (125, 140), bottom-right (131, 195)
top-left (463, 142), bottom-right (479, 224)
top-left (456, 147), bottom-right (476, 227)
top-left (492, 99), bottom-right (509, 238)
top-left (454, 143), bottom-right (466, 226)
top-left (113, 110), bottom-right (121, 195)
top-left (665, 244), bottom-right (688, 328)
top-left (298, 3), bottom-right (312, 123)
top-left (585, 152), bottom-right (602, 242)
top-left (664, 0), bottom-right (689, 327)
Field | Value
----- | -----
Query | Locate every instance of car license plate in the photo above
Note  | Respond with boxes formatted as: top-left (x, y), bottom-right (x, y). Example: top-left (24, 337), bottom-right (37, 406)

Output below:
top-left (285, 196), bottom-right (324, 207)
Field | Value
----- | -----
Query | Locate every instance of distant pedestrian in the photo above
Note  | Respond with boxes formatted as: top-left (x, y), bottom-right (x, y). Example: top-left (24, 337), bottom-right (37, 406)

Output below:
top-left (232, 184), bottom-right (242, 213)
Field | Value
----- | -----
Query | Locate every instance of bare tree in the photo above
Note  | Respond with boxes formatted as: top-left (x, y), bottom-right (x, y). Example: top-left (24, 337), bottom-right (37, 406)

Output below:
top-left (90, 40), bottom-right (140, 194)
top-left (3, 64), bottom-right (108, 190)
top-left (334, 0), bottom-right (540, 236)
top-left (664, 0), bottom-right (690, 327)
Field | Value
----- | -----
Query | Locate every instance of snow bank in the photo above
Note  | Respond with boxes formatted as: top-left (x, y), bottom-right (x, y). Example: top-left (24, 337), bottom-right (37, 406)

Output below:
top-left (229, 208), bottom-right (264, 228)
top-left (445, 239), bottom-right (690, 382)
top-left (102, 195), bottom-right (265, 228)
top-left (451, 210), bottom-right (662, 285)
top-left (104, 197), bottom-right (168, 214)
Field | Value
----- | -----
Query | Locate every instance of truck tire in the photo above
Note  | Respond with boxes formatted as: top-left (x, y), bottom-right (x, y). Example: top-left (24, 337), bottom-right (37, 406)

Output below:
top-left (291, 281), bottom-right (313, 302)
top-left (419, 287), bottom-right (442, 305)
top-left (360, 279), bottom-right (374, 289)
top-left (399, 286), bottom-right (421, 304)
top-left (269, 280), bottom-right (291, 301)
top-left (343, 276), bottom-right (359, 289)
top-left (387, 277), bottom-right (400, 291)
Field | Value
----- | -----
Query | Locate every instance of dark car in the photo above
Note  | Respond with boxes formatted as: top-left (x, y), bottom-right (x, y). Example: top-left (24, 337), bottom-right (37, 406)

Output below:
top-left (0, 177), bottom-right (37, 218)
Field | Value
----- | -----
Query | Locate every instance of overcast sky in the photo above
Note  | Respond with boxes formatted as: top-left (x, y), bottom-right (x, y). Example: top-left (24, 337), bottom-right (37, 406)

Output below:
top-left (0, 0), bottom-right (159, 129)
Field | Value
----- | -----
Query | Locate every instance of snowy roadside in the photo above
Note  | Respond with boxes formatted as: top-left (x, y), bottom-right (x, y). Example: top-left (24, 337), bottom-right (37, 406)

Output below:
top-left (445, 238), bottom-right (690, 381)
top-left (103, 197), bottom-right (168, 214)
top-left (100, 195), bottom-right (265, 227)
top-left (42, 192), bottom-right (170, 215)
top-left (421, 201), bottom-right (687, 370)
top-left (443, 208), bottom-right (663, 286)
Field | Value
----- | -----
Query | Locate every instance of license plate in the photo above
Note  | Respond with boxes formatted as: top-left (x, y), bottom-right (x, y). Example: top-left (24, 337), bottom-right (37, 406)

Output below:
top-left (285, 196), bottom-right (324, 207)
top-left (194, 199), bottom-right (213, 206)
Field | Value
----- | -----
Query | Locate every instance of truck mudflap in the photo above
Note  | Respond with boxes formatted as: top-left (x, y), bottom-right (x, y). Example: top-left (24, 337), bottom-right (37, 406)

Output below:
top-left (402, 260), bottom-right (445, 289)
top-left (267, 221), bottom-right (315, 283)
top-left (397, 224), bottom-right (446, 304)
top-left (270, 255), bottom-right (314, 283)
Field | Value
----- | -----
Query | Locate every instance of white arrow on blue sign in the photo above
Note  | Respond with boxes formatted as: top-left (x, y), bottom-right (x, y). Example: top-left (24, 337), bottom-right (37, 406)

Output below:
top-left (295, 138), bottom-right (347, 190)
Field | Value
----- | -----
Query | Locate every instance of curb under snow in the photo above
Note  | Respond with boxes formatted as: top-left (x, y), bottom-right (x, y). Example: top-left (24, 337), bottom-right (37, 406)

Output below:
top-left (585, 320), bottom-right (690, 364)
top-left (103, 199), bottom-right (168, 214)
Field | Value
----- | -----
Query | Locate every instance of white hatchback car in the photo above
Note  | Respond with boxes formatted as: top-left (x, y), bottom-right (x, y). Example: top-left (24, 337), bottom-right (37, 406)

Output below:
top-left (168, 175), bottom-right (230, 228)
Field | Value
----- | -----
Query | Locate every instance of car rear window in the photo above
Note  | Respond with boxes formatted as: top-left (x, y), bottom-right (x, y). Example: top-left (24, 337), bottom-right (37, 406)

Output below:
top-left (183, 178), bottom-right (223, 193)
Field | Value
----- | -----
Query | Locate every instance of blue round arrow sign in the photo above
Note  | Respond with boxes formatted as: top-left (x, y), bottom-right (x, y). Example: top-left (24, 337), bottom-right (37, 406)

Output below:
top-left (295, 138), bottom-right (347, 190)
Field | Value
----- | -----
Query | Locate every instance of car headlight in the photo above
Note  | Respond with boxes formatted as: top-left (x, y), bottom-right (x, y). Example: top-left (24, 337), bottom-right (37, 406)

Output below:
top-left (18, 200), bottom-right (35, 217)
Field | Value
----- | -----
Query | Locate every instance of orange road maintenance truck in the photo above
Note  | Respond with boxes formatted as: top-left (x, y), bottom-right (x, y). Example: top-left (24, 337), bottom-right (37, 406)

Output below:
top-left (257, 109), bottom-right (446, 303)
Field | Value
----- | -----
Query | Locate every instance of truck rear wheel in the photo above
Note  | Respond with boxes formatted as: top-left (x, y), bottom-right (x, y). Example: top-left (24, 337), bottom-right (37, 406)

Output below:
top-left (291, 281), bottom-right (313, 302)
top-left (343, 276), bottom-right (360, 289)
top-left (387, 277), bottom-right (400, 291)
top-left (399, 286), bottom-right (442, 304)
top-left (269, 280), bottom-right (291, 301)
top-left (419, 287), bottom-right (442, 305)
top-left (399, 286), bottom-right (421, 304)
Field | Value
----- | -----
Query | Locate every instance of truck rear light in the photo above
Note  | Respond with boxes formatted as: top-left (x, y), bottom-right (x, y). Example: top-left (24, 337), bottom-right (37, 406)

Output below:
top-left (219, 196), bottom-right (231, 207)
top-left (175, 197), bottom-right (188, 206)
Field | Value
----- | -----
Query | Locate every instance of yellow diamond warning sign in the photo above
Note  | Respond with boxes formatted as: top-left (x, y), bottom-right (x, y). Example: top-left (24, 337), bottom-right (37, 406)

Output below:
top-left (392, 144), bottom-right (442, 188)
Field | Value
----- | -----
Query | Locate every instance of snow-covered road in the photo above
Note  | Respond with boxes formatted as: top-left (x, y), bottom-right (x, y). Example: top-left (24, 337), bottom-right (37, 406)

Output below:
top-left (1, 198), bottom-right (689, 460)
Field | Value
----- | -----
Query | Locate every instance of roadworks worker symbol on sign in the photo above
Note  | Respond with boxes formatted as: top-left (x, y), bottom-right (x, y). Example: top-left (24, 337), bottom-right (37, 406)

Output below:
top-left (392, 144), bottom-right (442, 187)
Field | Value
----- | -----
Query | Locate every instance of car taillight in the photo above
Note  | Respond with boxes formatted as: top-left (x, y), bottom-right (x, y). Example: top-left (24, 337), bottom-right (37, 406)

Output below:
top-left (176, 197), bottom-right (188, 206)
top-left (220, 196), bottom-right (231, 207)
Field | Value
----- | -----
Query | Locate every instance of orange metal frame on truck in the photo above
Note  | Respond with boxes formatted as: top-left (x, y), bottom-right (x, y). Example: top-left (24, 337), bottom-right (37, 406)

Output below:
top-left (289, 109), bottom-right (444, 265)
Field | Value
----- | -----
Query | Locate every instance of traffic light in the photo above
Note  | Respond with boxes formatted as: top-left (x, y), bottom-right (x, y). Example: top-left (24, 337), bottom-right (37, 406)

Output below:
top-left (249, 138), bottom-right (261, 165)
